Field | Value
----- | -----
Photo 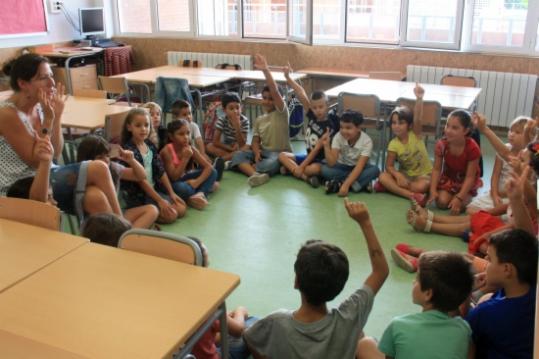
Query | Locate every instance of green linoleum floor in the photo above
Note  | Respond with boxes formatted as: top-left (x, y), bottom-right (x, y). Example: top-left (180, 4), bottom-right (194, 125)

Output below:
top-left (157, 134), bottom-right (499, 339)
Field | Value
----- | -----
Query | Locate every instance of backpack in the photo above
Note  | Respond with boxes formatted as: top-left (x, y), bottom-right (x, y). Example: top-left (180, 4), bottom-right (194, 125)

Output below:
top-left (288, 96), bottom-right (304, 138)
top-left (203, 101), bottom-right (223, 144)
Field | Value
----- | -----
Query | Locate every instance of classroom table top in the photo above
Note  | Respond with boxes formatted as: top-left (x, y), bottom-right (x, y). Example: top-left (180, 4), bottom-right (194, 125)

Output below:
top-left (112, 65), bottom-right (306, 86)
top-left (325, 78), bottom-right (482, 110)
top-left (299, 67), bottom-right (369, 78)
top-left (0, 329), bottom-right (89, 359)
top-left (36, 47), bottom-right (103, 59)
top-left (61, 96), bottom-right (134, 131)
top-left (0, 242), bottom-right (240, 359)
top-left (0, 219), bottom-right (88, 293)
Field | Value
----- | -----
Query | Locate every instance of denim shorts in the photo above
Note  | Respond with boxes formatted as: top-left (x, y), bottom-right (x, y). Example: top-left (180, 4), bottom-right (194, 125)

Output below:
top-left (50, 161), bottom-right (89, 219)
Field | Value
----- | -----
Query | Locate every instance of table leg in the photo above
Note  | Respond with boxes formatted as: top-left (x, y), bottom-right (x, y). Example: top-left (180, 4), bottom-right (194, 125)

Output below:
top-left (219, 302), bottom-right (229, 359)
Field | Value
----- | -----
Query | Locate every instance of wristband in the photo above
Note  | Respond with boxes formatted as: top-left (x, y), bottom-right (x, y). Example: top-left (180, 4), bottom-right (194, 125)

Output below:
top-left (455, 195), bottom-right (463, 202)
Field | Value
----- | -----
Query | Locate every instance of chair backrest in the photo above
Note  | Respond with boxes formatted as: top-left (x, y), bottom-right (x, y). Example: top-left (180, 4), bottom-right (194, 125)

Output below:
top-left (98, 76), bottom-right (131, 104)
top-left (104, 111), bottom-right (130, 144)
top-left (368, 71), bottom-right (405, 81)
top-left (0, 197), bottom-right (61, 231)
top-left (440, 74), bottom-right (477, 88)
top-left (72, 89), bottom-right (107, 98)
top-left (337, 93), bottom-right (381, 118)
top-left (396, 97), bottom-right (442, 131)
top-left (118, 228), bottom-right (204, 266)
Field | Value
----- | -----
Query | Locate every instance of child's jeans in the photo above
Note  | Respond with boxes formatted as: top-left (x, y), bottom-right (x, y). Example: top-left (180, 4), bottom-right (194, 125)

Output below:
top-left (230, 150), bottom-right (281, 176)
top-left (321, 162), bottom-right (380, 191)
top-left (172, 168), bottom-right (218, 200)
top-left (217, 316), bottom-right (258, 359)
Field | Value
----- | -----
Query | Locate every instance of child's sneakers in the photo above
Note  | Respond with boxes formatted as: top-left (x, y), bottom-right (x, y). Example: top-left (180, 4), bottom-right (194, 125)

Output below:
top-left (391, 247), bottom-right (418, 273)
top-left (307, 176), bottom-right (321, 188)
top-left (279, 166), bottom-right (288, 175)
top-left (373, 180), bottom-right (387, 193)
top-left (325, 179), bottom-right (341, 194)
top-left (188, 192), bottom-right (208, 210)
top-left (213, 157), bottom-right (225, 182)
top-left (248, 172), bottom-right (270, 187)
top-left (395, 242), bottom-right (424, 257)
top-left (224, 160), bottom-right (232, 171)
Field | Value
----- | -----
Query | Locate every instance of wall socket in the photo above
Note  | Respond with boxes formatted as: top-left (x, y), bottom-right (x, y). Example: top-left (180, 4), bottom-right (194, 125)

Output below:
top-left (49, 0), bottom-right (63, 13)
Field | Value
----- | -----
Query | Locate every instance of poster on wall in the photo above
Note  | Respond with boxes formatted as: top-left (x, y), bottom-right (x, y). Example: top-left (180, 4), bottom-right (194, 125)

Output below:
top-left (0, 0), bottom-right (48, 38)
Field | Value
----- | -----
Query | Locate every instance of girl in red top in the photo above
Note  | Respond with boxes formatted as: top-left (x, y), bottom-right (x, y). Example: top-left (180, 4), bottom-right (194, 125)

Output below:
top-left (429, 110), bottom-right (482, 214)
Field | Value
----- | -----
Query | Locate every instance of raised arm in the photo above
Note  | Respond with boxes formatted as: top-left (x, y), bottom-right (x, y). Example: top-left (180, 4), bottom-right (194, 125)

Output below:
top-left (344, 199), bottom-right (389, 294)
top-left (284, 63), bottom-right (310, 111)
top-left (253, 54), bottom-right (285, 112)
top-left (29, 135), bottom-right (53, 202)
top-left (473, 113), bottom-right (511, 161)
top-left (412, 83), bottom-right (424, 138)
top-left (506, 167), bottom-right (536, 235)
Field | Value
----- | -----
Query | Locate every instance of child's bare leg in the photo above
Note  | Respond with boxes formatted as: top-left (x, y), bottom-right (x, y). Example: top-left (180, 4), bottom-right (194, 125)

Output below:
top-left (124, 205), bottom-right (159, 229)
top-left (83, 185), bottom-right (112, 215)
top-left (413, 205), bottom-right (470, 224)
top-left (408, 210), bottom-right (469, 235)
top-left (172, 201), bottom-right (187, 218)
top-left (436, 190), bottom-right (453, 209)
top-left (409, 177), bottom-right (430, 193)
top-left (379, 172), bottom-right (414, 198)
top-left (278, 152), bottom-right (299, 174)
top-left (206, 144), bottom-right (234, 160)
top-left (238, 162), bottom-right (257, 177)
top-left (356, 337), bottom-right (384, 359)
top-left (304, 163), bottom-right (322, 177)
top-left (86, 161), bottom-right (122, 216)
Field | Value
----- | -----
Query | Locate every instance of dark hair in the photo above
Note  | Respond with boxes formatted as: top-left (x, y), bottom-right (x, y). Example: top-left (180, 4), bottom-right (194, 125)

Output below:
top-left (526, 141), bottom-right (539, 177)
top-left (489, 229), bottom-right (538, 285)
top-left (77, 135), bottom-right (109, 162)
top-left (6, 176), bottom-right (34, 199)
top-left (294, 240), bottom-right (349, 306)
top-left (167, 119), bottom-right (189, 135)
top-left (261, 85), bottom-right (270, 93)
top-left (418, 251), bottom-right (474, 312)
top-left (121, 108), bottom-right (150, 145)
top-left (171, 99), bottom-right (191, 117)
top-left (80, 213), bottom-right (132, 247)
top-left (340, 110), bottom-right (364, 127)
top-left (221, 92), bottom-right (241, 109)
top-left (2, 53), bottom-right (49, 92)
top-left (311, 91), bottom-right (328, 102)
top-left (390, 106), bottom-right (413, 127)
top-left (447, 109), bottom-right (473, 136)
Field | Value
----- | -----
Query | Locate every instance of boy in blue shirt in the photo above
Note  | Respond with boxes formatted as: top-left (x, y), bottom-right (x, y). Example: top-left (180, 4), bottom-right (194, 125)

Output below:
top-left (465, 229), bottom-right (538, 359)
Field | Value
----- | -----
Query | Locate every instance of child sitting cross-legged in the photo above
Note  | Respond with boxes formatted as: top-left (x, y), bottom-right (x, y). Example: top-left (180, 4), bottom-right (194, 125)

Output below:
top-left (243, 199), bottom-right (389, 359)
top-left (358, 251), bottom-right (474, 359)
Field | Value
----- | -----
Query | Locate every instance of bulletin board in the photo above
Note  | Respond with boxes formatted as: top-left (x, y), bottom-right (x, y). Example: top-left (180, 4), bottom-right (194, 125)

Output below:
top-left (0, 0), bottom-right (48, 38)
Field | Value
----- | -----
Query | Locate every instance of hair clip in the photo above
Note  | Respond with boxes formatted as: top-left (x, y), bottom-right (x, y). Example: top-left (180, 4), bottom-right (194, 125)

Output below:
top-left (531, 142), bottom-right (539, 154)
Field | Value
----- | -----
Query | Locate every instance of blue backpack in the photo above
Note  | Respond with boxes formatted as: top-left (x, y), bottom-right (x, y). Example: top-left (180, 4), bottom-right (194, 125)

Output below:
top-left (288, 96), bottom-right (304, 138)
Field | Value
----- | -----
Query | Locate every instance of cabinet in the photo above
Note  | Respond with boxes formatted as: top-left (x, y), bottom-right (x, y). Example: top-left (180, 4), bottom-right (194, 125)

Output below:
top-left (53, 64), bottom-right (98, 93)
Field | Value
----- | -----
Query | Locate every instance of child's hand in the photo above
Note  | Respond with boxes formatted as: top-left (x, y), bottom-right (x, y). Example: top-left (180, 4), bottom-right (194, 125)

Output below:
top-left (505, 166), bottom-right (530, 202)
top-left (472, 112), bottom-right (487, 132)
top-left (283, 62), bottom-right (292, 78)
top-left (448, 196), bottom-right (462, 215)
top-left (292, 165), bottom-right (304, 178)
top-left (344, 198), bottom-right (370, 223)
top-left (427, 190), bottom-right (438, 205)
top-left (253, 54), bottom-right (269, 71)
top-left (230, 112), bottom-right (241, 127)
top-left (395, 173), bottom-right (410, 188)
top-left (473, 271), bottom-right (487, 290)
top-left (254, 151), bottom-right (262, 163)
top-left (158, 199), bottom-right (176, 218)
top-left (338, 183), bottom-right (349, 197)
top-left (34, 135), bottom-right (54, 163)
top-left (181, 146), bottom-right (193, 159)
top-left (118, 148), bottom-right (135, 163)
top-left (170, 193), bottom-right (185, 207)
top-left (413, 83), bottom-right (424, 99)
top-left (320, 128), bottom-right (330, 146)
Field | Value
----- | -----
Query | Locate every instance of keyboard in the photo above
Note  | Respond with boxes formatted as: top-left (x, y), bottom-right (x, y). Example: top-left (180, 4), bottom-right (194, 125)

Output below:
top-left (95, 41), bottom-right (122, 48)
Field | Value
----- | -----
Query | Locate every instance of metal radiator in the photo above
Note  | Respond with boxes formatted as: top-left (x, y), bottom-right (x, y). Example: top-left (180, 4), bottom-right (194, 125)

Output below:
top-left (167, 51), bottom-right (252, 70)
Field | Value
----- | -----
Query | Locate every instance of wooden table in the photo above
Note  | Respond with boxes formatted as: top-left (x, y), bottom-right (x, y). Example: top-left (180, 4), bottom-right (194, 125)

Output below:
top-left (61, 96), bottom-right (134, 131)
top-left (299, 67), bottom-right (369, 79)
top-left (0, 219), bottom-right (88, 293)
top-left (325, 78), bottom-right (481, 110)
top-left (0, 329), bottom-right (88, 359)
top-left (0, 242), bottom-right (240, 359)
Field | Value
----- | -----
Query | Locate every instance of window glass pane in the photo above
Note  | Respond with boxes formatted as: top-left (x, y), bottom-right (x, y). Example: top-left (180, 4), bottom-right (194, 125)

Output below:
top-left (290, 0), bottom-right (307, 38)
top-left (157, 0), bottom-right (190, 32)
top-left (313, 0), bottom-right (341, 41)
top-left (471, 0), bottom-right (528, 47)
top-left (346, 0), bottom-right (401, 43)
top-left (243, 0), bottom-right (286, 38)
top-left (118, 0), bottom-right (152, 33)
top-left (198, 0), bottom-right (239, 36)
top-left (536, 22), bottom-right (539, 52)
top-left (406, 0), bottom-right (459, 43)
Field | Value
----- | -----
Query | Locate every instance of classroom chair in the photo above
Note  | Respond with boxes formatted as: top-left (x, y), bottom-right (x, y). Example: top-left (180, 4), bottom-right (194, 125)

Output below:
top-left (72, 88), bottom-right (107, 98)
top-left (440, 74), bottom-right (477, 88)
top-left (396, 97), bottom-right (443, 151)
top-left (0, 197), bottom-right (61, 231)
top-left (104, 111), bottom-right (130, 144)
top-left (368, 71), bottom-right (405, 81)
top-left (337, 93), bottom-right (386, 167)
top-left (118, 229), bottom-right (230, 359)
top-left (154, 76), bottom-right (203, 125)
top-left (98, 76), bottom-right (149, 106)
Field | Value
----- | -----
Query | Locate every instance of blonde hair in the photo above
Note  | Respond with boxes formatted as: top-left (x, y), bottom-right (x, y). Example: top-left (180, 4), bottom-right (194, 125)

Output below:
top-left (509, 116), bottom-right (531, 131)
top-left (140, 102), bottom-right (162, 147)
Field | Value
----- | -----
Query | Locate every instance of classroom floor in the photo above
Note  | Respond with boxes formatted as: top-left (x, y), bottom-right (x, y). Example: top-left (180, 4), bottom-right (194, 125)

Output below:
top-left (159, 133), bottom-right (498, 339)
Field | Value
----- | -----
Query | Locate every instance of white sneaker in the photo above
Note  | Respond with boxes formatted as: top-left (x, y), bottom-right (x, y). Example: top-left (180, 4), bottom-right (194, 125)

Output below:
top-left (224, 160), bottom-right (232, 170)
top-left (247, 172), bottom-right (270, 187)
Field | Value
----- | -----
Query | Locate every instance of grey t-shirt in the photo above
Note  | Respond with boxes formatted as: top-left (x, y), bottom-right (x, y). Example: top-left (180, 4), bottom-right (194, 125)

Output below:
top-left (243, 285), bottom-right (374, 359)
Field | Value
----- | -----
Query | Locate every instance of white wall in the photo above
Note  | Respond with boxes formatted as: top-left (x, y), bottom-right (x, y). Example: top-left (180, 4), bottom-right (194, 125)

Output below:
top-left (0, 0), bottom-right (109, 49)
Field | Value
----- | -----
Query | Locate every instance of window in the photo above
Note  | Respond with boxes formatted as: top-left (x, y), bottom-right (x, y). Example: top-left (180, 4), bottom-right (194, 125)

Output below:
top-left (157, 0), bottom-right (190, 32)
top-left (346, 0), bottom-right (401, 44)
top-left (402, 0), bottom-right (463, 49)
top-left (313, 0), bottom-right (342, 42)
top-left (197, 0), bottom-right (239, 36)
top-left (243, 0), bottom-right (287, 38)
top-left (117, 0), bottom-right (152, 33)
top-left (290, 0), bottom-right (307, 38)
top-left (470, 0), bottom-right (528, 47)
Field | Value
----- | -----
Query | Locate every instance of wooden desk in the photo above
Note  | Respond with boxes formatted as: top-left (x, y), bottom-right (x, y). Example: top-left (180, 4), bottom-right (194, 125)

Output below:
top-left (61, 96), bottom-right (134, 131)
top-left (326, 78), bottom-right (481, 110)
top-left (0, 219), bottom-right (88, 293)
top-left (300, 67), bottom-right (369, 79)
top-left (0, 243), bottom-right (240, 359)
top-left (0, 329), bottom-right (88, 359)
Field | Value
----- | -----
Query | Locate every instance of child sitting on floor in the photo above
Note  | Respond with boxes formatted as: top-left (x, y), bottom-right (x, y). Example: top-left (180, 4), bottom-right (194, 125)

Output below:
top-left (375, 83), bottom-right (432, 206)
top-left (80, 213), bottom-right (132, 247)
top-left (321, 110), bottom-right (381, 196)
top-left (160, 120), bottom-right (217, 210)
top-left (141, 102), bottom-right (166, 151)
top-left (243, 199), bottom-right (389, 359)
top-left (358, 251), bottom-right (474, 359)
top-left (278, 64), bottom-right (340, 188)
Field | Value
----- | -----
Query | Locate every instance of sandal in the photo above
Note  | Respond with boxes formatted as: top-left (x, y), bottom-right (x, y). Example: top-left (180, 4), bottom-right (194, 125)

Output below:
top-left (407, 209), bottom-right (432, 233)
top-left (391, 248), bottom-right (418, 273)
top-left (395, 242), bottom-right (424, 257)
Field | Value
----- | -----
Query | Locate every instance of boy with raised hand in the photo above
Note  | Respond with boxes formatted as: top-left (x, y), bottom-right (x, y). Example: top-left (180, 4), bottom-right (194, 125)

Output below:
top-left (231, 54), bottom-right (291, 187)
top-left (243, 199), bottom-right (389, 359)
top-left (278, 64), bottom-right (340, 188)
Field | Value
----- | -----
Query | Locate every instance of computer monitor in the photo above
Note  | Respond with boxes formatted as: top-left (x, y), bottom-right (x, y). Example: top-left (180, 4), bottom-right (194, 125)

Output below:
top-left (79, 7), bottom-right (105, 36)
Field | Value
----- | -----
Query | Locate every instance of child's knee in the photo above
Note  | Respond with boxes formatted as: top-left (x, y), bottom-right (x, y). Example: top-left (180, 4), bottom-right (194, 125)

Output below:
top-left (175, 203), bottom-right (187, 218)
top-left (83, 186), bottom-right (111, 215)
top-left (410, 180), bottom-right (430, 193)
top-left (436, 197), bottom-right (451, 209)
top-left (378, 171), bottom-right (391, 183)
top-left (158, 210), bottom-right (177, 224)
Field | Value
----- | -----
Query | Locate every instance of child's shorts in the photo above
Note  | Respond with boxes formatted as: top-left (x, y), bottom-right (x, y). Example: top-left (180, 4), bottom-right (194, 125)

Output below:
top-left (50, 161), bottom-right (89, 219)
top-left (123, 191), bottom-right (173, 210)
top-left (437, 175), bottom-right (482, 197)
top-left (295, 153), bottom-right (324, 165)
top-left (468, 210), bottom-right (506, 254)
